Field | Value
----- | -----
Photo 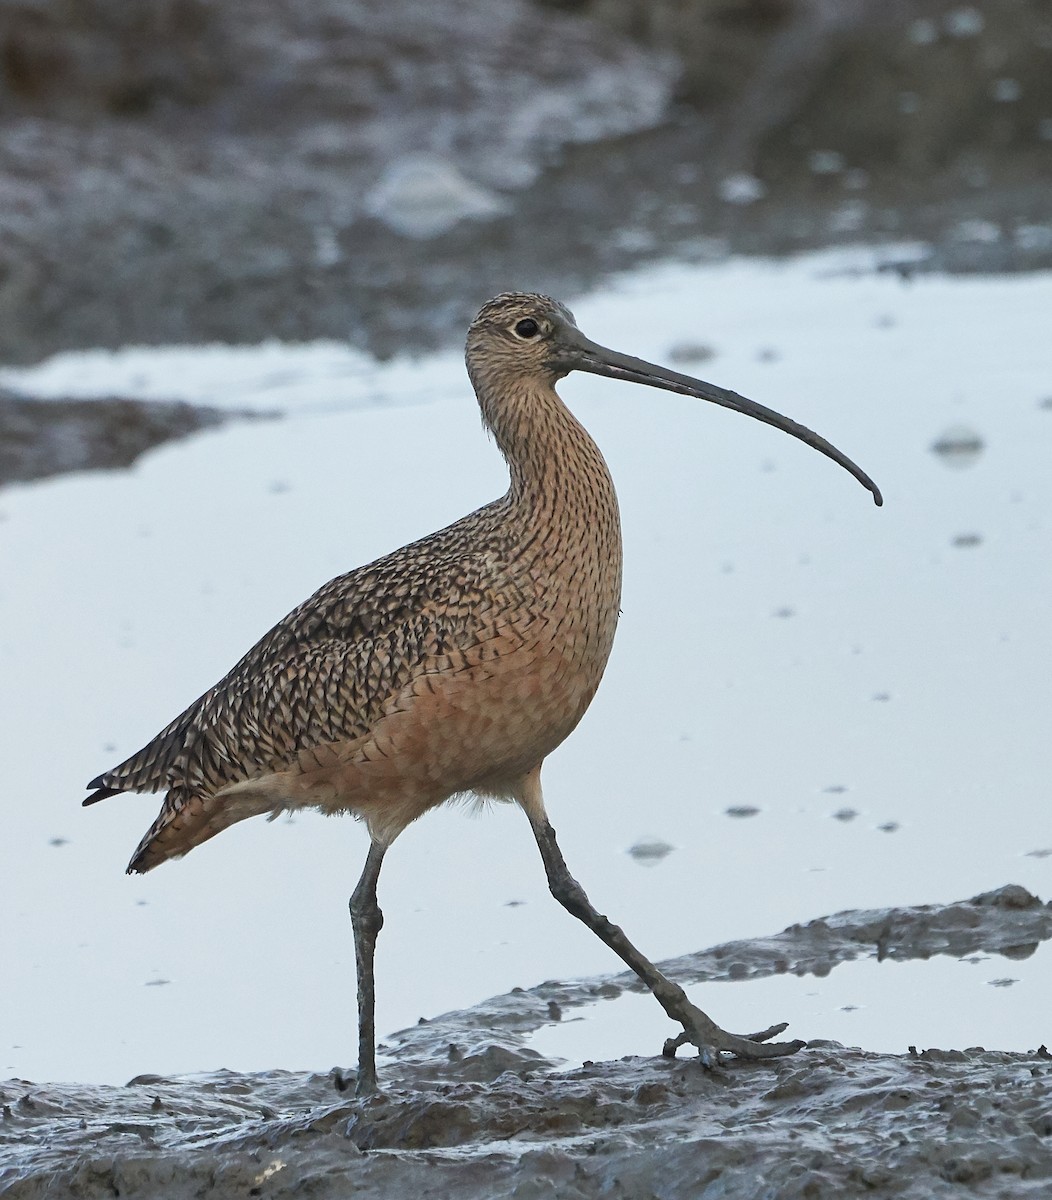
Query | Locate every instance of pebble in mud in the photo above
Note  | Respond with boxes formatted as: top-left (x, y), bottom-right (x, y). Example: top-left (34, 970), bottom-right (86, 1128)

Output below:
top-left (930, 424), bottom-right (984, 468)
top-left (665, 341), bottom-right (716, 365)
top-left (626, 838), bottom-right (674, 864)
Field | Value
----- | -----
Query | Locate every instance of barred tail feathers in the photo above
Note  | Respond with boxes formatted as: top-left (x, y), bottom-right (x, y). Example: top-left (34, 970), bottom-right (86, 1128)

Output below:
top-left (126, 777), bottom-right (282, 873)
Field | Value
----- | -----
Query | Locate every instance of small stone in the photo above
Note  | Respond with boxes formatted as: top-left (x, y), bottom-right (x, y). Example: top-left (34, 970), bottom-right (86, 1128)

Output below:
top-left (931, 425), bottom-right (984, 468)
top-left (719, 173), bottom-right (767, 205)
top-left (666, 341), bottom-right (715, 366)
top-left (808, 149), bottom-right (845, 175)
top-left (908, 18), bottom-right (938, 44)
top-left (626, 838), bottom-right (674, 865)
top-left (944, 7), bottom-right (984, 37)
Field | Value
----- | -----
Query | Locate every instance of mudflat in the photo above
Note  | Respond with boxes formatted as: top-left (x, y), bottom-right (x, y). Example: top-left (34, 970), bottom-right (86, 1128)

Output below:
top-left (5, 885), bottom-right (1050, 1199)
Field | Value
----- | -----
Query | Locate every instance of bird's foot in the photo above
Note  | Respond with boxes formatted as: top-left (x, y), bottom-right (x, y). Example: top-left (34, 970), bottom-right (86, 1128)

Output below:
top-left (331, 1066), bottom-right (381, 1097)
top-left (662, 1001), bottom-right (805, 1068)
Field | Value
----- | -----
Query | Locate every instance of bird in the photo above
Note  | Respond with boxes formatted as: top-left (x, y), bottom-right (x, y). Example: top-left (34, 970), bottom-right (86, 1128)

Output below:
top-left (85, 292), bottom-right (881, 1094)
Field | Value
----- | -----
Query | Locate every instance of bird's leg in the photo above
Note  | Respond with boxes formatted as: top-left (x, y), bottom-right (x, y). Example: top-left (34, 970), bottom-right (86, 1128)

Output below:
top-left (519, 773), bottom-right (804, 1067)
top-left (349, 840), bottom-right (386, 1096)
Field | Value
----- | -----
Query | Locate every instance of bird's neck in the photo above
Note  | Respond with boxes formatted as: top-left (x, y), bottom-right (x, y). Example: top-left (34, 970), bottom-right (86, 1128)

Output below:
top-left (481, 378), bottom-right (623, 677)
top-left (488, 382), bottom-right (618, 531)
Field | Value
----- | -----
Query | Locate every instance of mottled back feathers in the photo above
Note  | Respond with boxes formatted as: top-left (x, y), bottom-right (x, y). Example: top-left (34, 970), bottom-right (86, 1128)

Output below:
top-left (88, 292), bottom-right (624, 873)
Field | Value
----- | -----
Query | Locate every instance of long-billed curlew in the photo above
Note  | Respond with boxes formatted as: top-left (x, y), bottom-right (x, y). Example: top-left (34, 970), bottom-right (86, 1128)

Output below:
top-left (86, 293), bottom-right (881, 1094)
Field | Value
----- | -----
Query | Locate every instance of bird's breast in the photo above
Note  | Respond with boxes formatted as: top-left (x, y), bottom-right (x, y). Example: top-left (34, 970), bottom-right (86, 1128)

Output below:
top-left (366, 505), bottom-right (622, 791)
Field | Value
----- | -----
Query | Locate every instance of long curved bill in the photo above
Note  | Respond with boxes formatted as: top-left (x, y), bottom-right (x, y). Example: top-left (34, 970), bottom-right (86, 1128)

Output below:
top-left (559, 328), bottom-right (883, 507)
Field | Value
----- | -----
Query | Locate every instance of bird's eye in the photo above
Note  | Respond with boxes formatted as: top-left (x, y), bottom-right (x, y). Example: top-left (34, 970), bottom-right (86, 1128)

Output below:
top-left (513, 318), bottom-right (540, 339)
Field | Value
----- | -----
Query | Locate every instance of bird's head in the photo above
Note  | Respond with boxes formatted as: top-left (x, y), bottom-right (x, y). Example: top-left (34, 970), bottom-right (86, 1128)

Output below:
top-left (465, 292), bottom-right (580, 391)
top-left (466, 291), bottom-right (882, 506)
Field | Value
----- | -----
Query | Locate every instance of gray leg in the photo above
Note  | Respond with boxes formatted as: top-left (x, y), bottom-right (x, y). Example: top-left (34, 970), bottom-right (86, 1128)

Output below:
top-left (523, 804), bottom-right (804, 1066)
top-left (349, 840), bottom-right (386, 1095)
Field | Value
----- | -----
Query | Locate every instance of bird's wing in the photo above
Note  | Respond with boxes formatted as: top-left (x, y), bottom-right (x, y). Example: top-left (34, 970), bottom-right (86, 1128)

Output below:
top-left (86, 517), bottom-right (520, 803)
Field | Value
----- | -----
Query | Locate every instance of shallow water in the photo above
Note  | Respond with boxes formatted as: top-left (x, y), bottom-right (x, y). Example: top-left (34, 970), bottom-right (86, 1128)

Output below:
top-left (531, 947), bottom-right (1052, 1066)
top-left (2, 246), bottom-right (1051, 1085)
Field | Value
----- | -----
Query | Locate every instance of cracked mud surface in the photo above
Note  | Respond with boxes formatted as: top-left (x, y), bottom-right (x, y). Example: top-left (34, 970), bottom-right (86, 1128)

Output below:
top-left (5, 886), bottom-right (1052, 1198)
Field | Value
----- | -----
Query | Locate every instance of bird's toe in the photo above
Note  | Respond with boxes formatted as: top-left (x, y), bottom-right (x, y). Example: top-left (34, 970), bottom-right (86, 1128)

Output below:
top-left (664, 1009), bottom-right (805, 1065)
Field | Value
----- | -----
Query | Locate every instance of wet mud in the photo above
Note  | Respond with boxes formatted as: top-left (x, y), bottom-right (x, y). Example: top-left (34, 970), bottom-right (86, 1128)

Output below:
top-left (0, 391), bottom-right (268, 486)
top-left (3, 3), bottom-right (1051, 1192)
top-left (5, 885), bottom-right (1052, 1198)
top-left (0, 0), bottom-right (1049, 368)
top-left (2, 0), bottom-right (1049, 486)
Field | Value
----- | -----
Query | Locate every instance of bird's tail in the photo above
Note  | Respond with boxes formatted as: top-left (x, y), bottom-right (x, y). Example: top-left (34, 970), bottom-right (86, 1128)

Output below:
top-left (125, 778), bottom-right (280, 873)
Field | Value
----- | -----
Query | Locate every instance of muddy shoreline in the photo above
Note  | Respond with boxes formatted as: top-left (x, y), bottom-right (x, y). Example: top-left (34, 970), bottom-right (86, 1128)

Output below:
top-left (5, 886), bottom-right (1051, 1198)
top-left (3, 3), bottom-right (1051, 1193)
top-left (2, 0), bottom-right (1049, 488)
top-left (1, 0), bottom-right (1049, 367)
top-left (0, 390), bottom-right (275, 486)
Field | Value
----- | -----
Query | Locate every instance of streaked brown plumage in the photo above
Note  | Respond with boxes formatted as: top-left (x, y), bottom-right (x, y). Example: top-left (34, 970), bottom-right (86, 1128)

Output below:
top-left (87, 292), bottom-right (881, 1093)
top-left (89, 296), bottom-right (621, 870)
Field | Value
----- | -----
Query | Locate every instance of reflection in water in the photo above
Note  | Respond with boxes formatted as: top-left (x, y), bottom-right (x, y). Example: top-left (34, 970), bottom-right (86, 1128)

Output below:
top-left (531, 945), bottom-right (1052, 1065)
